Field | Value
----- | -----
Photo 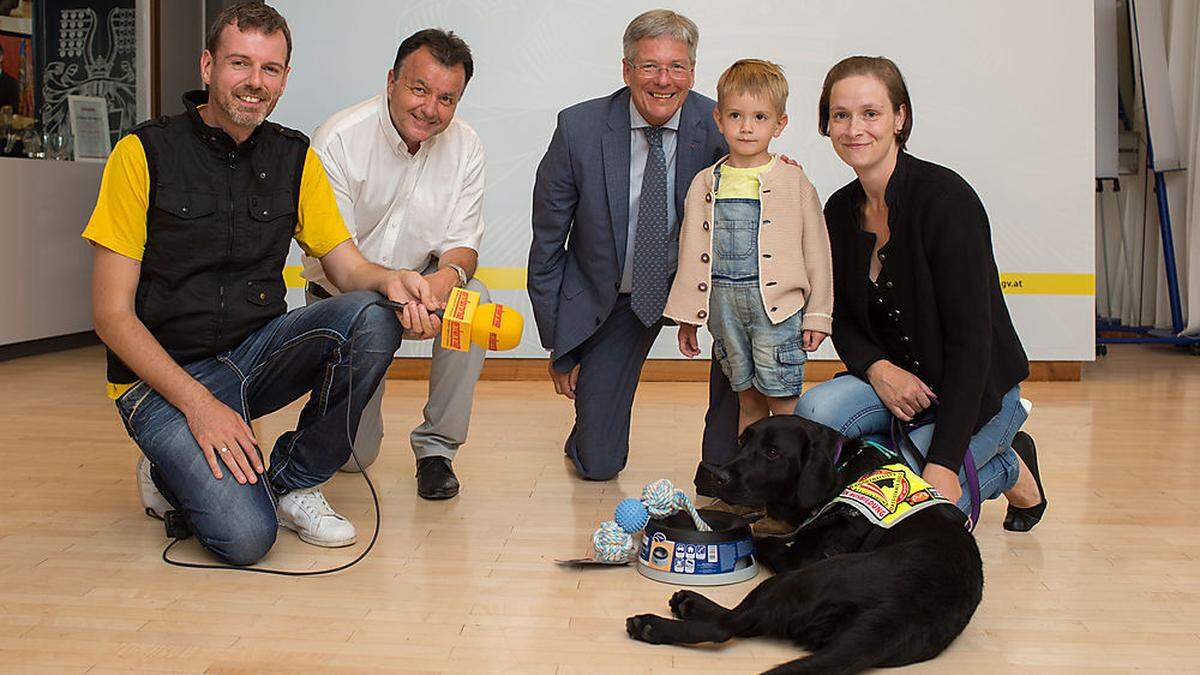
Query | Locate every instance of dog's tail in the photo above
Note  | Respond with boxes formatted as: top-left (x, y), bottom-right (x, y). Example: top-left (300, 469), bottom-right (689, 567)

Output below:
top-left (759, 610), bottom-right (896, 675)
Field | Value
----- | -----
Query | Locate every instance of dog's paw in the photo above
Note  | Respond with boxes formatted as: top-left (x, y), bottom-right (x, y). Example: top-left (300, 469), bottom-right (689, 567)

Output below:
top-left (626, 614), bottom-right (669, 644)
top-left (669, 590), bottom-right (705, 619)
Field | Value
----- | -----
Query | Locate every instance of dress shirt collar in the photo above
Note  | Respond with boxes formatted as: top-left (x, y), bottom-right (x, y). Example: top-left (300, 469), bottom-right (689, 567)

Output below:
top-left (629, 99), bottom-right (682, 132)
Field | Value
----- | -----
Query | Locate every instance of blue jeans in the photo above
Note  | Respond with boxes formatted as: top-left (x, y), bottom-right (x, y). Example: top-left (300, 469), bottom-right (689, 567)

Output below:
top-left (795, 376), bottom-right (1025, 515)
top-left (115, 291), bottom-right (401, 564)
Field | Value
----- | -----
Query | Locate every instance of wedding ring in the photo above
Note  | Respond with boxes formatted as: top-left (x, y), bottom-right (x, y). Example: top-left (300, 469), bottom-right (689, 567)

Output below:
top-left (219, 447), bottom-right (230, 454)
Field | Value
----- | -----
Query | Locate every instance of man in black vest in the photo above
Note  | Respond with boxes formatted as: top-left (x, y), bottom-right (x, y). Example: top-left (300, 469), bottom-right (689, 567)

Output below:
top-left (82, 3), bottom-right (440, 565)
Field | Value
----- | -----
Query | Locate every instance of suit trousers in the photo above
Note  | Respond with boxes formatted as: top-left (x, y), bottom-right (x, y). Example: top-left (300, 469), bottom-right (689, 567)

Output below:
top-left (558, 294), bottom-right (663, 480)
top-left (306, 275), bottom-right (489, 471)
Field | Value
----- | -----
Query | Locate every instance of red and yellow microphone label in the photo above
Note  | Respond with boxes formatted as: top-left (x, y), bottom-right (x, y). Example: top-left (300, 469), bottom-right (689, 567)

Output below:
top-left (440, 287), bottom-right (480, 352)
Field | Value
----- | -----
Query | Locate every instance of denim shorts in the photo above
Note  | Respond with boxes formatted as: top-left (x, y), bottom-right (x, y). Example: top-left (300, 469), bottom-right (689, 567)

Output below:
top-left (707, 197), bottom-right (806, 397)
top-left (709, 281), bottom-right (806, 398)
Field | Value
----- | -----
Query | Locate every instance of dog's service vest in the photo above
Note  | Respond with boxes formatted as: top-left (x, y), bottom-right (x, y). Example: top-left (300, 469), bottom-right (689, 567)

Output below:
top-left (816, 463), bottom-right (950, 529)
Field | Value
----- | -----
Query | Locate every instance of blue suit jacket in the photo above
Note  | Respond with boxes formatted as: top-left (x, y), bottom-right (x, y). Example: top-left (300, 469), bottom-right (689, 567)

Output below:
top-left (528, 87), bottom-right (727, 363)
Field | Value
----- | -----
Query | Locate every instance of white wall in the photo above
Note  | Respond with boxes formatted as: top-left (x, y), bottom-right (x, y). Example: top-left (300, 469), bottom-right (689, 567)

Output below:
top-left (0, 158), bottom-right (103, 345)
top-left (273, 0), bottom-right (1096, 361)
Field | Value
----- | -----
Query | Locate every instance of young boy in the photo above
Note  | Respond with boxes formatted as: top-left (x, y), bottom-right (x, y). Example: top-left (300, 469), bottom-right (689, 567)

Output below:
top-left (664, 59), bottom-right (833, 434)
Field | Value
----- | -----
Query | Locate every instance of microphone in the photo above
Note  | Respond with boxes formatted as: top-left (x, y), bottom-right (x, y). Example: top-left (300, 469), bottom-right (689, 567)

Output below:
top-left (377, 287), bottom-right (524, 352)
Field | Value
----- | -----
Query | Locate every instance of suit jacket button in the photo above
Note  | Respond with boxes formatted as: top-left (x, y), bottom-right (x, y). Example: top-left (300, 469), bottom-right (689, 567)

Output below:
top-left (885, 281), bottom-right (894, 289)
top-left (697, 310), bottom-right (707, 319)
top-left (700, 253), bottom-right (710, 263)
top-left (698, 282), bottom-right (707, 292)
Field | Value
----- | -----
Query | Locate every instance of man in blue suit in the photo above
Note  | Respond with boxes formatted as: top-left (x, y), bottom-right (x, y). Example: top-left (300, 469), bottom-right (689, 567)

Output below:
top-left (529, 9), bottom-right (734, 481)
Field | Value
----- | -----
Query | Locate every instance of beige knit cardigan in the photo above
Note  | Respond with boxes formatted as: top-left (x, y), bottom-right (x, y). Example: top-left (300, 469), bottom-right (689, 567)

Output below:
top-left (663, 156), bottom-right (834, 334)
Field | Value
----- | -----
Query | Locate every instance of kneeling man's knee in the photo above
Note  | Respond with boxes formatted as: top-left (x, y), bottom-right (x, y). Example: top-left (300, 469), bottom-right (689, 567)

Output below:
top-left (202, 512), bottom-right (278, 566)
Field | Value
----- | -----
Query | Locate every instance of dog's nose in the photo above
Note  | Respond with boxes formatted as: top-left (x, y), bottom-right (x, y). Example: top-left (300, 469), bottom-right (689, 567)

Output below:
top-left (697, 462), bottom-right (730, 489)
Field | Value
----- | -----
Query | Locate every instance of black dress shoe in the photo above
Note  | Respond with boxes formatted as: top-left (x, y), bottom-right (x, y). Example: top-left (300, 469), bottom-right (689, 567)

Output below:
top-left (1004, 431), bottom-right (1047, 532)
top-left (416, 457), bottom-right (460, 500)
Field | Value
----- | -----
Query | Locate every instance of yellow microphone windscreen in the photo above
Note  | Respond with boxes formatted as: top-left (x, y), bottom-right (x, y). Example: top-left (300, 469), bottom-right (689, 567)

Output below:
top-left (471, 303), bottom-right (524, 351)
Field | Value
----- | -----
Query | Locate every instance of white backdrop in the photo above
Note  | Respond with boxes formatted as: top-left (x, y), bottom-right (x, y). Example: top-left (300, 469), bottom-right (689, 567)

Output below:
top-left (273, 0), bottom-right (1096, 361)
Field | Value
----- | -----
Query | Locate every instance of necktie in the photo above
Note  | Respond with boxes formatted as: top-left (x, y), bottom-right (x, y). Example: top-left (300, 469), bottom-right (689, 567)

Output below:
top-left (631, 126), bottom-right (669, 327)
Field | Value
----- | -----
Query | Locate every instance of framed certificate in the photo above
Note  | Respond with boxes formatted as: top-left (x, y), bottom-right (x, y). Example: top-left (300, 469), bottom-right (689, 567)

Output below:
top-left (67, 94), bottom-right (111, 161)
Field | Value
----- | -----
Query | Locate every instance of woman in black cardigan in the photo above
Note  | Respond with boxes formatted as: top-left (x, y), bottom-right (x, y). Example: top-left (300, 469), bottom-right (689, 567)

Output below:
top-left (795, 56), bottom-right (1047, 531)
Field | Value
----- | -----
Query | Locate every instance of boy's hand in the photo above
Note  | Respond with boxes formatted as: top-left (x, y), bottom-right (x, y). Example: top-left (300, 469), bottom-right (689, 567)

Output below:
top-left (802, 329), bottom-right (827, 352)
top-left (678, 323), bottom-right (701, 358)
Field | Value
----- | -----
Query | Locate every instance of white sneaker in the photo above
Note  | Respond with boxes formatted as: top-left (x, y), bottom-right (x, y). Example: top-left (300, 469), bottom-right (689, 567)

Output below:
top-left (137, 456), bottom-right (172, 519)
top-left (276, 487), bottom-right (357, 547)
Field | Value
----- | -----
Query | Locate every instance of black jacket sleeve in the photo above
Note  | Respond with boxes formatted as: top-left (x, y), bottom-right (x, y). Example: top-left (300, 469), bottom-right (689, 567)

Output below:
top-left (923, 188), bottom-right (994, 472)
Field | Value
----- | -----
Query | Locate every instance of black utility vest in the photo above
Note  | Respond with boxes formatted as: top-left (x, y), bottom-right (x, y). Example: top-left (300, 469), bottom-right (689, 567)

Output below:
top-left (107, 90), bottom-right (309, 386)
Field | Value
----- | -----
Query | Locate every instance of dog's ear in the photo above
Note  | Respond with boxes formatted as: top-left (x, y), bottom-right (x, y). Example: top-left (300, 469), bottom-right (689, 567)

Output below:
top-left (795, 422), bottom-right (843, 512)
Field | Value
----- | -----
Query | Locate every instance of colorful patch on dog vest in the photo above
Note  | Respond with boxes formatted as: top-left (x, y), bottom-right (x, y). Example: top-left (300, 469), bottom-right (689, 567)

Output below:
top-left (831, 463), bottom-right (949, 528)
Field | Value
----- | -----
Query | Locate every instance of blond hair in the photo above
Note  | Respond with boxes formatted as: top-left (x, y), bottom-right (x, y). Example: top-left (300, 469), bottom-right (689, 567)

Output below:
top-left (717, 59), bottom-right (788, 115)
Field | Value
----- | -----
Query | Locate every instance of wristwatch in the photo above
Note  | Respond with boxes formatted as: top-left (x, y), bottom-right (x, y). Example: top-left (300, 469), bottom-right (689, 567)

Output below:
top-left (442, 263), bottom-right (468, 288)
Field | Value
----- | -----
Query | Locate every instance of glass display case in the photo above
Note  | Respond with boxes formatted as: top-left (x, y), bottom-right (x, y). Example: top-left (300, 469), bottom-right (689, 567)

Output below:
top-left (1, 0), bottom-right (136, 160)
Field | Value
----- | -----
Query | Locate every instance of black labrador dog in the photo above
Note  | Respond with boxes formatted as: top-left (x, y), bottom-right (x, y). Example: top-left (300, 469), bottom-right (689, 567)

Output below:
top-left (626, 415), bottom-right (983, 674)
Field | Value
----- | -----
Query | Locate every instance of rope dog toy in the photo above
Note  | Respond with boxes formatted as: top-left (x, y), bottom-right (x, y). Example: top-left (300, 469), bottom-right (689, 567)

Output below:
top-left (591, 479), bottom-right (711, 563)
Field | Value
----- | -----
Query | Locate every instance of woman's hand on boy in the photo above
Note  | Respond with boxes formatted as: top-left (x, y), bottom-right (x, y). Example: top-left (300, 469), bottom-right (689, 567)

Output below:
top-left (802, 330), bottom-right (827, 351)
top-left (677, 324), bottom-right (701, 358)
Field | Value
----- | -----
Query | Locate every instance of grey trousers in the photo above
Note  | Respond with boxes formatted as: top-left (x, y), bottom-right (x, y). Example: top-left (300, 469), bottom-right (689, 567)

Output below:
top-left (305, 277), bottom-right (489, 471)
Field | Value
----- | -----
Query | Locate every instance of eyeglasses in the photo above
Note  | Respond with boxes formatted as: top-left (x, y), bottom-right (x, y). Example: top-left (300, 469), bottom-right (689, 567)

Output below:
top-left (626, 60), bottom-right (693, 80)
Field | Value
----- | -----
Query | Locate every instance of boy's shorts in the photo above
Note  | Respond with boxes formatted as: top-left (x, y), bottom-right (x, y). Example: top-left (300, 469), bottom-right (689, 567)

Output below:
top-left (708, 281), bottom-right (806, 398)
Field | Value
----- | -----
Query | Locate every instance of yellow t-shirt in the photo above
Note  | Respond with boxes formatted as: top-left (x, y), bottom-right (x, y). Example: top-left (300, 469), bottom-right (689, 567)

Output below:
top-left (715, 156), bottom-right (775, 200)
top-left (82, 133), bottom-right (352, 398)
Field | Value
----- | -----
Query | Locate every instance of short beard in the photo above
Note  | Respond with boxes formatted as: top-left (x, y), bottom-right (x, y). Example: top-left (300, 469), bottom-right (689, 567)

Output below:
top-left (216, 89), bottom-right (272, 129)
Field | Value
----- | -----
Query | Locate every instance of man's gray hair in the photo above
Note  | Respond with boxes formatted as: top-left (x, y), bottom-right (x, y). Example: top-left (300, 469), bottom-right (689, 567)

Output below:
top-left (622, 9), bottom-right (699, 63)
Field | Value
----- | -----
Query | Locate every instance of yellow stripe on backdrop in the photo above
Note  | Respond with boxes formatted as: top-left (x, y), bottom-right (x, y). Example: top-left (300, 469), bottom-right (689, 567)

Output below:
top-left (284, 266), bottom-right (1093, 296)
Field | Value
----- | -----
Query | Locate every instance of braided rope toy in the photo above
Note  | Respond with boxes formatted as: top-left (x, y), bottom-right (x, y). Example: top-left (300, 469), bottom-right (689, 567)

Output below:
top-left (591, 478), bottom-right (712, 563)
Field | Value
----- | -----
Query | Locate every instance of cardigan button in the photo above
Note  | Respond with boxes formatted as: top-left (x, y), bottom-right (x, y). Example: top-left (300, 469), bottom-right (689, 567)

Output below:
top-left (698, 282), bottom-right (708, 292)
top-left (700, 253), bottom-right (710, 263)
top-left (702, 221), bottom-right (710, 231)
top-left (770, 306), bottom-right (779, 312)
top-left (878, 252), bottom-right (887, 262)
top-left (697, 310), bottom-right (707, 319)
top-left (705, 193), bottom-right (712, 202)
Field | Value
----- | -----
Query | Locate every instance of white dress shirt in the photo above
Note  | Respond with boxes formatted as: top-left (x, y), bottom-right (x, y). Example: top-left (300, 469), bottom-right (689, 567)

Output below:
top-left (302, 93), bottom-right (486, 292)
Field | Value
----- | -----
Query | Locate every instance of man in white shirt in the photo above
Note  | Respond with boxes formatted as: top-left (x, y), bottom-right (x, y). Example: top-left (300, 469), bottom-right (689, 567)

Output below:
top-left (303, 29), bottom-right (486, 500)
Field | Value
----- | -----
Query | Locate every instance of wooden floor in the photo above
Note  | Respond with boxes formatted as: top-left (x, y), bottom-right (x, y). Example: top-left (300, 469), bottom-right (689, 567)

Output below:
top-left (1, 345), bottom-right (1198, 674)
